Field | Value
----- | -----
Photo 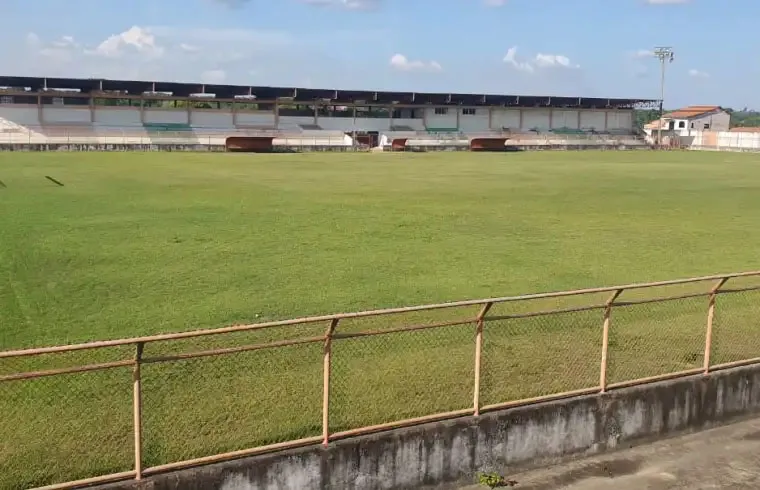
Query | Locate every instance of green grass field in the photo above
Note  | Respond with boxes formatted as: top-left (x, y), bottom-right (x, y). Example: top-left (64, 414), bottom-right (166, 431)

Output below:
top-left (2, 150), bottom-right (760, 488)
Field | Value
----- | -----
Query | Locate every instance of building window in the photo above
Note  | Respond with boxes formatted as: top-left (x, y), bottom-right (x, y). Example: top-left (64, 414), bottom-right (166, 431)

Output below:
top-left (678, 121), bottom-right (685, 128)
top-left (0, 96), bottom-right (12, 104)
top-left (462, 108), bottom-right (476, 116)
top-left (690, 123), bottom-right (695, 129)
top-left (434, 107), bottom-right (448, 115)
top-left (704, 123), bottom-right (710, 129)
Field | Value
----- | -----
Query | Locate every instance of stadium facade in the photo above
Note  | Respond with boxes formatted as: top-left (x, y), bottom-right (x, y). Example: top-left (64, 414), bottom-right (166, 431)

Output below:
top-left (0, 76), bottom-right (658, 151)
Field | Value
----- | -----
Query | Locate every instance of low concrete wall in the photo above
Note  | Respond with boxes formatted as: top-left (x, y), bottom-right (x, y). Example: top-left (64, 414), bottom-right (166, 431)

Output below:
top-left (103, 364), bottom-right (760, 490)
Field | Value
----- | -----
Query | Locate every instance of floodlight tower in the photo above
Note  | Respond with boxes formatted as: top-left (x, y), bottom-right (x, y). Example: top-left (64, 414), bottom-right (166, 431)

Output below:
top-left (653, 47), bottom-right (674, 148)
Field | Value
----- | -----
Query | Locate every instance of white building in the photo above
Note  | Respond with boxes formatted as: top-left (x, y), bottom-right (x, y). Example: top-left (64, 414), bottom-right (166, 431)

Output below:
top-left (644, 106), bottom-right (730, 138)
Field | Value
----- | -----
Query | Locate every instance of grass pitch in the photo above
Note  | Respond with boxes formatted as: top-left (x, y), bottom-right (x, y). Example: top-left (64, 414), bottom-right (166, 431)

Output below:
top-left (2, 150), bottom-right (760, 488)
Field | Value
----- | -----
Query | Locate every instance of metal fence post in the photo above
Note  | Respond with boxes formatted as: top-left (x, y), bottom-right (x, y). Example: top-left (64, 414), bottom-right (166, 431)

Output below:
top-left (473, 302), bottom-right (493, 416)
top-left (322, 319), bottom-right (339, 446)
top-left (600, 289), bottom-right (623, 393)
top-left (133, 342), bottom-right (145, 480)
top-left (704, 278), bottom-right (729, 374)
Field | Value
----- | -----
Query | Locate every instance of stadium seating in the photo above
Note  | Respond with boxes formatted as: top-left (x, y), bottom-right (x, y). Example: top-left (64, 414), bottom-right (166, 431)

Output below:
top-left (143, 122), bottom-right (193, 132)
top-left (0, 105), bottom-right (646, 150)
top-left (143, 122), bottom-right (199, 144)
top-left (551, 127), bottom-right (586, 135)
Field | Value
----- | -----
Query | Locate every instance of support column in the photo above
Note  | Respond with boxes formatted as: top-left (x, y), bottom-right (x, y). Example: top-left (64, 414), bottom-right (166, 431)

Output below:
top-left (139, 97), bottom-right (145, 124)
top-left (549, 109), bottom-right (554, 129)
top-left (518, 109), bottom-right (524, 130)
top-left (37, 95), bottom-right (43, 124)
top-left (274, 101), bottom-right (280, 129)
top-left (314, 104), bottom-right (318, 125)
top-left (89, 96), bottom-right (95, 123)
top-left (577, 110), bottom-right (581, 130)
top-left (388, 105), bottom-right (393, 130)
top-left (232, 101), bottom-right (237, 127)
top-left (604, 111), bottom-right (609, 131)
top-left (186, 99), bottom-right (191, 125)
top-left (488, 107), bottom-right (493, 130)
top-left (455, 107), bottom-right (460, 130)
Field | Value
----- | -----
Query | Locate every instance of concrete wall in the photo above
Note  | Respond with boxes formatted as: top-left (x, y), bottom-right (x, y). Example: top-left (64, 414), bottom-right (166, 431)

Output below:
top-left (100, 363), bottom-right (760, 490)
top-left (687, 130), bottom-right (760, 151)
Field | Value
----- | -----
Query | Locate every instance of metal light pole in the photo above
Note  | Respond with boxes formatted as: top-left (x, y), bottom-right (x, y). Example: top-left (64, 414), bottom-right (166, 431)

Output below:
top-left (653, 47), bottom-right (674, 148)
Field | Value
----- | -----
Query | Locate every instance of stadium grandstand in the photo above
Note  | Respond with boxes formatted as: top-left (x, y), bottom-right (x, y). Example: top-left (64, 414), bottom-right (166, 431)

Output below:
top-left (0, 76), bottom-right (658, 151)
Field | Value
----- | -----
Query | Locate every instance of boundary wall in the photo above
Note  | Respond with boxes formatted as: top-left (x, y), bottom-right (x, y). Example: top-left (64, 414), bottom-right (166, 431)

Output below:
top-left (99, 363), bottom-right (760, 490)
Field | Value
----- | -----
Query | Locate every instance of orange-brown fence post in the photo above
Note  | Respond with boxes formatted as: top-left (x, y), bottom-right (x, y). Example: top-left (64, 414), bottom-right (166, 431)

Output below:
top-left (133, 342), bottom-right (145, 480)
top-left (323, 318), bottom-right (339, 446)
top-left (473, 302), bottom-right (493, 416)
top-left (599, 289), bottom-right (623, 393)
top-left (704, 277), bottom-right (729, 374)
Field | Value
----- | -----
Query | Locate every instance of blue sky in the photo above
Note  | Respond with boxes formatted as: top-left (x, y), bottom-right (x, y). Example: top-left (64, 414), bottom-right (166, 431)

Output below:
top-left (0, 0), bottom-right (756, 109)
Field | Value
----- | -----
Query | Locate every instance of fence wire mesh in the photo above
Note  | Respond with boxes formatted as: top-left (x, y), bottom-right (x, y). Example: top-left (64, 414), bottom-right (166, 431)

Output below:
top-left (606, 296), bottom-right (707, 385)
top-left (140, 340), bottom-right (322, 467)
top-left (0, 368), bottom-right (133, 489)
top-left (330, 322), bottom-right (475, 432)
top-left (711, 290), bottom-right (760, 367)
top-left (481, 308), bottom-right (602, 406)
top-left (0, 344), bottom-right (134, 377)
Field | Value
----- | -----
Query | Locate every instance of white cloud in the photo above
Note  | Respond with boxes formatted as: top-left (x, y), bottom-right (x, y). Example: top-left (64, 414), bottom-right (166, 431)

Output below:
top-left (25, 33), bottom-right (80, 62)
top-left (504, 46), bottom-right (579, 72)
top-left (179, 43), bottom-right (200, 53)
top-left (534, 53), bottom-right (579, 69)
top-left (7, 26), bottom-right (397, 90)
top-left (389, 54), bottom-right (442, 72)
top-left (503, 47), bottom-right (533, 72)
top-left (52, 36), bottom-right (78, 49)
top-left (484, 0), bottom-right (507, 5)
top-left (10, 26), bottom-right (297, 83)
top-left (25, 32), bottom-right (42, 47)
top-left (689, 69), bottom-right (709, 78)
top-left (90, 26), bottom-right (164, 58)
top-left (8, 27), bottom-right (591, 97)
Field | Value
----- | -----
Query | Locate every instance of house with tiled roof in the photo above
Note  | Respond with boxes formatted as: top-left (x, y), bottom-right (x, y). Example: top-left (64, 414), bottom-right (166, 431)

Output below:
top-left (643, 105), bottom-right (729, 138)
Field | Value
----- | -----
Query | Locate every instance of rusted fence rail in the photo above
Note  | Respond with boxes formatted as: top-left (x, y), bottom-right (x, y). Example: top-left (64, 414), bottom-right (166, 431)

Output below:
top-left (2, 271), bottom-right (760, 489)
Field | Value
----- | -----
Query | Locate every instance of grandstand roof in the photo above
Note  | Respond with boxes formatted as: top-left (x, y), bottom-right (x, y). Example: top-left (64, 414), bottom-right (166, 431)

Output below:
top-left (0, 75), bottom-right (657, 109)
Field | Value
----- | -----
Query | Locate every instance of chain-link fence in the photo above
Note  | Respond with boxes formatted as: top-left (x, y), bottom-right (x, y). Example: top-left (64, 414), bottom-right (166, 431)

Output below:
top-left (2, 271), bottom-right (760, 489)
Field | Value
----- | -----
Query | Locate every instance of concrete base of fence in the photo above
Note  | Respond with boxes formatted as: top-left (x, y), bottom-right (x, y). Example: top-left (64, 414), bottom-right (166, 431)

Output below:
top-left (100, 363), bottom-right (760, 490)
